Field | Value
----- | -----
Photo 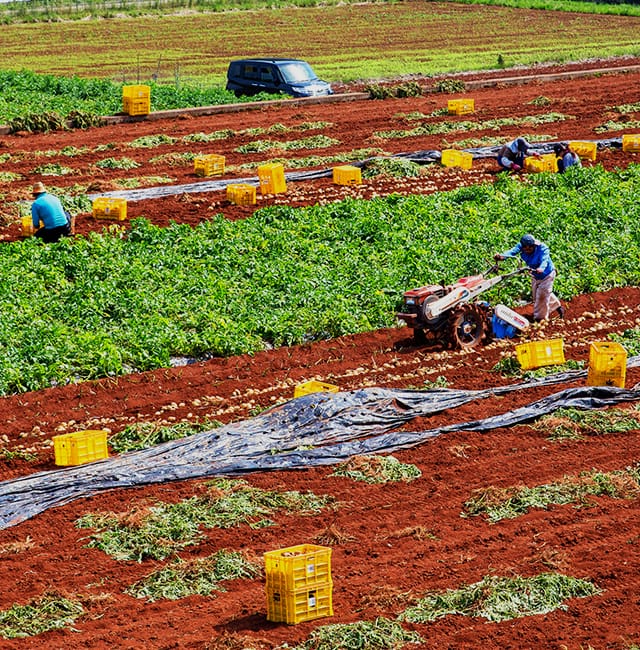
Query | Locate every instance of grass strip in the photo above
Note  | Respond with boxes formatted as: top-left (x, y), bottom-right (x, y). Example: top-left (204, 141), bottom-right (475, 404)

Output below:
top-left (126, 550), bottom-right (260, 601)
top-left (330, 455), bottom-right (422, 484)
top-left (76, 478), bottom-right (334, 561)
top-left (399, 573), bottom-right (600, 623)
top-left (532, 406), bottom-right (640, 441)
top-left (293, 616), bottom-right (423, 650)
top-left (108, 419), bottom-right (222, 453)
top-left (463, 465), bottom-right (640, 522)
top-left (0, 593), bottom-right (84, 639)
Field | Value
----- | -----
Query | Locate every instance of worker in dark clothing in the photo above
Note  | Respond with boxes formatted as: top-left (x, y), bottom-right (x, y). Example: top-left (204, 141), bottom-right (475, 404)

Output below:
top-left (31, 182), bottom-right (71, 243)
top-left (553, 143), bottom-right (582, 173)
top-left (497, 136), bottom-right (540, 172)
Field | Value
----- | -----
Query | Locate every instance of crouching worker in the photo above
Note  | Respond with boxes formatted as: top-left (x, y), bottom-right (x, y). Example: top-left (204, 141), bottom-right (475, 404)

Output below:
top-left (494, 233), bottom-right (564, 322)
top-left (31, 182), bottom-right (71, 243)
top-left (497, 136), bottom-right (539, 172)
top-left (554, 142), bottom-right (582, 173)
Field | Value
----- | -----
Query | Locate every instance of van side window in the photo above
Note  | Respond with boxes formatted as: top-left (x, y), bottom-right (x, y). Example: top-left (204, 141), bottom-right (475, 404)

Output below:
top-left (260, 66), bottom-right (273, 81)
top-left (242, 64), bottom-right (259, 80)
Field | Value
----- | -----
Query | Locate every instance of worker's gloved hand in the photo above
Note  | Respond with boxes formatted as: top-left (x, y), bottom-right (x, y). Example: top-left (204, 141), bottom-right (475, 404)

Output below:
top-left (511, 164), bottom-right (522, 172)
top-left (494, 254), bottom-right (505, 261)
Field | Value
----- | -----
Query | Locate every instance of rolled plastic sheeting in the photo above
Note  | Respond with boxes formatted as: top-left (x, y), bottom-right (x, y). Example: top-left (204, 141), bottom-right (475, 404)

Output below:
top-left (0, 357), bottom-right (638, 530)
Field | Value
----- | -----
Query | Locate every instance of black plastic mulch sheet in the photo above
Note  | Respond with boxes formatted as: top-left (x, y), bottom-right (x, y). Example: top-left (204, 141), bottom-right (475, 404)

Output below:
top-left (0, 357), bottom-right (639, 530)
top-left (89, 138), bottom-right (623, 202)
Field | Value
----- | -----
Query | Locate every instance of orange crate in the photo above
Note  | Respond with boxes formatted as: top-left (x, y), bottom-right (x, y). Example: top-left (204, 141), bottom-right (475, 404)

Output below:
top-left (92, 197), bottom-right (127, 221)
top-left (515, 339), bottom-right (565, 370)
top-left (265, 544), bottom-right (332, 591)
top-left (569, 141), bottom-right (597, 161)
top-left (333, 165), bottom-right (362, 186)
top-left (622, 134), bottom-right (640, 153)
top-left (194, 154), bottom-right (225, 177)
top-left (226, 183), bottom-right (256, 206)
top-left (293, 380), bottom-right (339, 398)
top-left (447, 98), bottom-right (474, 115)
top-left (54, 430), bottom-right (109, 466)
top-left (258, 162), bottom-right (287, 195)
top-left (266, 581), bottom-right (333, 625)
top-left (441, 149), bottom-right (473, 170)
top-left (587, 341), bottom-right (627, 388)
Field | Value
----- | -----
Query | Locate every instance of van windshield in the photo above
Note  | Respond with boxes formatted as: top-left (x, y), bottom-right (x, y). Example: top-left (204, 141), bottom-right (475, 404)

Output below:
top-left (277, 61), bottom-right (318, 84)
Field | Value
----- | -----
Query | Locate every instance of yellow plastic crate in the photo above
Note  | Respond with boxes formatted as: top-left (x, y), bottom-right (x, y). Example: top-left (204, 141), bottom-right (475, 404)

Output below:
top-left (293, 380), bottom-right (340, 398)
top-left (441, 149), bottom-right (473, 170)
top-left (92, 197), bottom-right (127, 221)
top-left (122, 85), bottom-right (151, 116)
top-left (194, 154), bottom-right (225, 178)
top-left (226, 183), bottom-right (257, 206)
top-left (447, 98), bottom-right (475, 115)
top-left (586, 341), bottom-right (627, 388)
top-left (569, 141), bottom-right (597, 161)
top-left (524, 153), bottom-right (557, 173)
top-left (333, 165), bottom-right (362, 186)
top-left (265, 544), bottom-right (332, 591)
top-left (515, 338), bottom-right (565, 370)
top-left (53, 430), bottom-right (109, 466)
top-left (258, 162), bottom-right (287, 195)
top-left (21, 215), bottom-right (36, 237)
top-left (622, 134), bottom-right (640, 153)
top-left (266, 581), bottom-right (333, 625)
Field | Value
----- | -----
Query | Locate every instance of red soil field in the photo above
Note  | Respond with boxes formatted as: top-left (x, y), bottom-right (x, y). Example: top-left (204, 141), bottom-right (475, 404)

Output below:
top-left (1, 60), bottom-right (640, 649)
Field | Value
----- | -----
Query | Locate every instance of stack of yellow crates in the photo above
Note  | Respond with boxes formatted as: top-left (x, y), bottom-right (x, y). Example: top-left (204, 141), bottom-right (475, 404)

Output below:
top-left (293, 380), bottom-right (339, 398)
top-left (53, 430), bottom-right (109, 466)
top-left (265, 544), bottom-right (333, 624)
top-left (122, 85), bottom-right (151, 116)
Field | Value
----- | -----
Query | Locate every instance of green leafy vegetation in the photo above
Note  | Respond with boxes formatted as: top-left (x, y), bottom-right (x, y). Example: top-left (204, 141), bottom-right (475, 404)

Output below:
top-left (610, 327), bottom-right (640, 356)
top-left (76, 478), bottom-right (334, 561)
top-left (109, 419), bottom-right (222, 453)
top-left (366, 82), bottom-right (424, 99)
top-left (532, 406), bottom-right (640, 441)
top-left (0, 448), bottom-right (37, 462)
top-left (463, 465), bottom-right (640, 522)
top-left (292, 617), bottom-right (423, 650)
top-left (399, 573), bottom-right (600, 623)
top-left (374, 112), bottom-right (572, 139)
top-left (0, 593), bottom-right (84, 639)
top-left (362, 157), bottom-right (423, 178)
top-left (126, 550), bottom-right (261, 601)
top-left (234, 135), bottom-right (339, 154)
top-left (1, 165), bottom-right (640, 395)
top-left (491, 356), bottom-right (585, 378)
top-left (330, 455), bottom-right (422, 484)
top-left (95, 157), bottom-right (140, 170)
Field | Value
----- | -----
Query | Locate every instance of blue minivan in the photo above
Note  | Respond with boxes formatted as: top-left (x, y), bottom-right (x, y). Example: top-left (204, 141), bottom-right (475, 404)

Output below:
top-left (226, 58), bottom-right (333, 98)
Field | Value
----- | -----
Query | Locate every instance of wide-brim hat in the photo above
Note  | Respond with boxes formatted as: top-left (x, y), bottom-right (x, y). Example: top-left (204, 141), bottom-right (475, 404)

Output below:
top-left (32, 182), bottom-right (46, 194)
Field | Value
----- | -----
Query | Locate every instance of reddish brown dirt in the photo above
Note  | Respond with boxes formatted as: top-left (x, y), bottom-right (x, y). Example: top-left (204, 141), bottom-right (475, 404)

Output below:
top-left (1, 62), bottom-right (640, 649)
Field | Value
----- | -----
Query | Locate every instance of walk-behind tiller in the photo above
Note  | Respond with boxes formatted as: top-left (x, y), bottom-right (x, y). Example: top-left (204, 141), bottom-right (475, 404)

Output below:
top-left (396, 262), bottom-right (531, 349)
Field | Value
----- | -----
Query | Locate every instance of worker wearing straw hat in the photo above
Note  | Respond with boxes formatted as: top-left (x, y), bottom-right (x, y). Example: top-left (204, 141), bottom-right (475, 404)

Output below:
top-left (30, 182), bottom-right (71, 243)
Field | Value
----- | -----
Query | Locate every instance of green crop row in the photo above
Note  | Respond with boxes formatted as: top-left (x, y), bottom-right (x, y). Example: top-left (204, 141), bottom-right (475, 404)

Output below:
top-left (0, 70), bottom-right (268, 125)
top-left (1, 164), bottom-right (639, 396)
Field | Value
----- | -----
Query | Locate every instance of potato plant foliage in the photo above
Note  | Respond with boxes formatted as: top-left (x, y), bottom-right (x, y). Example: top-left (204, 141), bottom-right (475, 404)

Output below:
top-left (1, 164), bottom-right (639, 395)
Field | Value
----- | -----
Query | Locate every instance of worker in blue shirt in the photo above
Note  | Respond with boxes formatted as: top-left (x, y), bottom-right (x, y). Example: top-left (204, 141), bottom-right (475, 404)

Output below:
top-left (554, 143), bottom-right (582, 173)
top-left (496, 137), bottom-right (540, 172)
top-left (31, 182), bottom-right (71, 243)
top-left (495, 234), bottom-right (564, 322)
